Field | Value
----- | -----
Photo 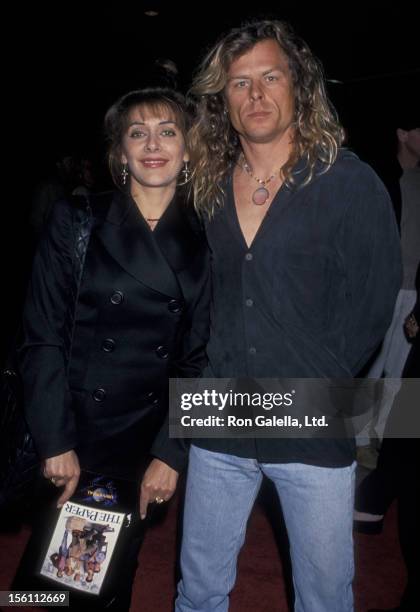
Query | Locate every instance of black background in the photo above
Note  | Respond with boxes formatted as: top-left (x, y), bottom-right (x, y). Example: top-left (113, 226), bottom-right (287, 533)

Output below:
top-left (13, 1), bottom-right (420, 178)
top-left (3, 0), bottom-right (419, 354)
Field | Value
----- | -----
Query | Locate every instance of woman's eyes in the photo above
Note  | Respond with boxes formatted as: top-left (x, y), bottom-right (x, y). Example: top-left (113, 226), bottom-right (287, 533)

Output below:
top-left (129, 129), bottom-right (177, 138)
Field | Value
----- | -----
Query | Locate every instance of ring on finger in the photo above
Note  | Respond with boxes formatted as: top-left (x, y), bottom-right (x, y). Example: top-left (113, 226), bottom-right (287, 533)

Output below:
top-left (154, 496), bottom-right (165, 504)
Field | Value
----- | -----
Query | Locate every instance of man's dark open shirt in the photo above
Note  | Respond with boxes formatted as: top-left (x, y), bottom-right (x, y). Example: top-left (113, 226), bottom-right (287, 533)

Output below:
top-left (195, 150), bottom-right (402, 467)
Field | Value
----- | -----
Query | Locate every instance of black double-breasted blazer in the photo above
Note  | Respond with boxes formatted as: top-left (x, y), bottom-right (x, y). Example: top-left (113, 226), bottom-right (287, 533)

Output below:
top-left (20, 189), bottom-right (210, 476)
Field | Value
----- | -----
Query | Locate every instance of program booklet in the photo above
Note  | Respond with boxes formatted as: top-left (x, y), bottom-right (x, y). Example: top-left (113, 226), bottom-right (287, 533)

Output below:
top-left (36, 471), bottom-right (136, 596)
top-left (39, 500), bottom-right (127, 595)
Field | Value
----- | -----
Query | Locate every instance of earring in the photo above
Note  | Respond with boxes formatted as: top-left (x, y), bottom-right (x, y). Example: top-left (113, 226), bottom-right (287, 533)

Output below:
top-left (178, 161), bottom-right (191, 186)
top-left (121, 164), bottom-right (129, 185)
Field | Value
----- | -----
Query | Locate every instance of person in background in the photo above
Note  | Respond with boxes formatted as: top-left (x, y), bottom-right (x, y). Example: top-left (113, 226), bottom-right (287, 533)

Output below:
top-left (72, 156), bottom-right (97, 197)
top-left (355, 261), bottom-right (420, 612)
top-left (356, 121), bottom-right (419, 469)
top-left (29, 154), bottom-right (79, 238)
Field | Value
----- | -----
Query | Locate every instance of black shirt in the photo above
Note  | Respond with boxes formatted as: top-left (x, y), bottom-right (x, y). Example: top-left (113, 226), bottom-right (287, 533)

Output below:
top-left (194, 150), bottom-right (402, 467)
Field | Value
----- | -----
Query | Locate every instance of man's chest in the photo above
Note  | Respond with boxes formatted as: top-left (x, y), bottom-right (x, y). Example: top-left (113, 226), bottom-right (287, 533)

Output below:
top-left (233, 174), bottom-right (285, 248)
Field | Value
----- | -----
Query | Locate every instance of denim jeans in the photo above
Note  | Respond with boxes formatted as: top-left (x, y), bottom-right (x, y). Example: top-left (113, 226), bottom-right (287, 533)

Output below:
top-left (175, 445), bottom-right (355, 612)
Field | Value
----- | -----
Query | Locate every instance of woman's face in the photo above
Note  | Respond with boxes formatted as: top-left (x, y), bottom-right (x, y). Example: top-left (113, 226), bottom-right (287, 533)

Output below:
top-left (120, 105), bottom-right (188, 190)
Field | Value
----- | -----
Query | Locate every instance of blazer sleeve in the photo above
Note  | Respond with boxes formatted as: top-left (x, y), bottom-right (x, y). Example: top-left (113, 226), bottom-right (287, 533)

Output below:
top-left (150, 251), bottom-right (211, 472)
top-left (338, 162), bottom-right (402, 375)
top-left (19, 200), bottom-right (79, 459)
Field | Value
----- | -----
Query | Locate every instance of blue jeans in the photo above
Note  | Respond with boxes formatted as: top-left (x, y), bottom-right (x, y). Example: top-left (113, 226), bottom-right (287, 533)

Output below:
top-left (176, 445), bottom-right (355, 612)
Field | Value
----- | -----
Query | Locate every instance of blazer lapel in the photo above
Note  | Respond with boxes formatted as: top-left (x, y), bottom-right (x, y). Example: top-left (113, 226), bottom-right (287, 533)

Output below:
top-left (93, 191), bottom-right (182, 299)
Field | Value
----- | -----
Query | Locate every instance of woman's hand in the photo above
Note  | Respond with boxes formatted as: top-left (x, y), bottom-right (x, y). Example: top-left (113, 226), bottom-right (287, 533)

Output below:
top-left (43, 450), bottom-right (81, 508)
top-left (404, 313), bottom-right (419, 339)
top-left (139, 459), bottom-right (179, 520)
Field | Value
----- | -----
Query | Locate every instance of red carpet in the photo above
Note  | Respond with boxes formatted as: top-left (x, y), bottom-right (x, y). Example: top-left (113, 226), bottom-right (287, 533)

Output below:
top-left (0, 493), bottom-right (405, 612)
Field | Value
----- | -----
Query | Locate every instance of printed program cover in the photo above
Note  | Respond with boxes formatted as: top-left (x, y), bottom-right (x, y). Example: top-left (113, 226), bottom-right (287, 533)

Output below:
top-left (39, 500), bottom-right (127, 595)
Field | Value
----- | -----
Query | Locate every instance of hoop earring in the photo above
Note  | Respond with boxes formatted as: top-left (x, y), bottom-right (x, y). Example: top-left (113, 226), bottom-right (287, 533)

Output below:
top-left (178, 161), bottom-right (191, 186)
top-left (121, 164), bottom-right (129, 185)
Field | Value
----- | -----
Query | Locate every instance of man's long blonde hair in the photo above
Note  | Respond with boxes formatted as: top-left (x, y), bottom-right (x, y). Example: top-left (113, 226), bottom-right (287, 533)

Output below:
top-left (188, 20), bottom-right (345, 217)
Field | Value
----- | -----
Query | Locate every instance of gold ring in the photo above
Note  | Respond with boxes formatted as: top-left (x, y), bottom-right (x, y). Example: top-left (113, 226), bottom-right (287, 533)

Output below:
top-left (154, 496), bottom-right (164, 504)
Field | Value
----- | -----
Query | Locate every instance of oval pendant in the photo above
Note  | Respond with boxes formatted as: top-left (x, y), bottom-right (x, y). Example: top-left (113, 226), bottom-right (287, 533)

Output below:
top-left (252, 186), bottom-right (269, 206)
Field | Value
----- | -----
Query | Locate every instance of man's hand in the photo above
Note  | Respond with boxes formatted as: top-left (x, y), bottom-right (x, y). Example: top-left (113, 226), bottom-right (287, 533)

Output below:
top-left (139, 459), bottom-right (179, 520)
top-left (43, 450), bottom-right (81, 508)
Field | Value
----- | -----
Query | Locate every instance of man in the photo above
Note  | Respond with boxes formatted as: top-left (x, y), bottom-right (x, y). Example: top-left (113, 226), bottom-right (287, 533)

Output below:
top-left (175, 21), bottom-right (401, 612)
top-left (356, 122), bottom-right (420, 469)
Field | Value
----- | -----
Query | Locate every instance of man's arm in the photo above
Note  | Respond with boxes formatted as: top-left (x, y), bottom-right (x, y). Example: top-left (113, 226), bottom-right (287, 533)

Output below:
top-left (338, 162), bottom-right (402, 375)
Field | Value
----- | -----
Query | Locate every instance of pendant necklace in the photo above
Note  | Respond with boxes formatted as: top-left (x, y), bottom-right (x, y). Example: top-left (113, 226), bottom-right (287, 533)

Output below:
top-left (242, 158), bottom-right (280, 206)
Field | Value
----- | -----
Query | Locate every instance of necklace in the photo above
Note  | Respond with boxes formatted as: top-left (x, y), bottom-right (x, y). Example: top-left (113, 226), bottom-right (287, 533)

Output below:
top-left (132, 194), bottom-right (161, 223)
top-left (242, 158), bottom-right (279, 206)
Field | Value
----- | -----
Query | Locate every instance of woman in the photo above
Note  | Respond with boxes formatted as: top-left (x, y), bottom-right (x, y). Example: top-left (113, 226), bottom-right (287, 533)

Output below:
top-left (18, 87), bottom-right (209, 608)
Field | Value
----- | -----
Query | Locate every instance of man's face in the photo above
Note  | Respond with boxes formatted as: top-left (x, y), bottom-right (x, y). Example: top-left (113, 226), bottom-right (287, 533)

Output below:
top-left (224, 39), bottom-right (295, 145)
top-left (405, 128), bottom-right (420, 159)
